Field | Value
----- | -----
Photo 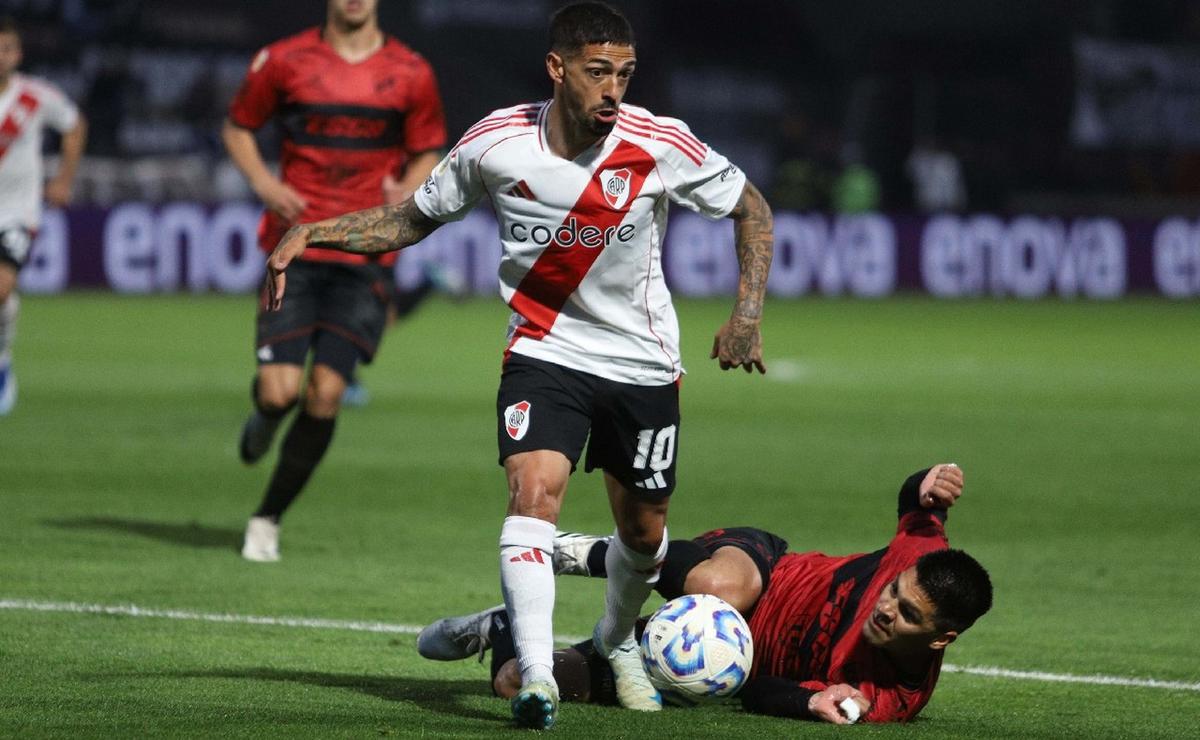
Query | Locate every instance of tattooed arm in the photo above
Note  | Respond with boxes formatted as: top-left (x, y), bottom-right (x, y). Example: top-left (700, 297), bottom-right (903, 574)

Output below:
top-left (264, 197), bottom-right (442, 310)
top-left (712, 180), bottom-right (773, 373)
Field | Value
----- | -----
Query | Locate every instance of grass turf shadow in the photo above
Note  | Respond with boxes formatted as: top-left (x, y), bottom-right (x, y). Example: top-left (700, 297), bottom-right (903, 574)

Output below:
top-left (44, 516), bottom-right (242, 551)
top-left (172, 668), bottom-right (502, 723)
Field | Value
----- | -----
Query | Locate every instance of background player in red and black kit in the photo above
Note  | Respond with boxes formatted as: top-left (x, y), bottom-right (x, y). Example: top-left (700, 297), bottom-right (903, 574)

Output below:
top-left (221, 0), bottom-right (446, 561)
top-left (419, 463), bottom-right (993, 725)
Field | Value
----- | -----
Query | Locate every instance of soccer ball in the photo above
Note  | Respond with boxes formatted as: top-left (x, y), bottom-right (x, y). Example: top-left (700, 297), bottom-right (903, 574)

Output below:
top-left (639, 594), bottom-right (754, 705)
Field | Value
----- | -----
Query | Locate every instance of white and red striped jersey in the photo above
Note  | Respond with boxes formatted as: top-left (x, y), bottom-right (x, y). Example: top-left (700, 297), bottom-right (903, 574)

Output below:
top-left (414, 100), bottom-right (746, 385)
top-left (0, 74), bottom-right (79, 230)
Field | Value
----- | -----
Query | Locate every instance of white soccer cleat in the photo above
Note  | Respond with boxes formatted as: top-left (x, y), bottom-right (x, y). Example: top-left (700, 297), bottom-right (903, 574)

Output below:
top-left (241, 516), bottom-right (280, 562)
top-left (416, 604), bottom-right (505, 662)
top-left (593, 624), bottom-right (662, 712)
top-left (511, 679), bottom-right (559, 730)
top-left (552, 530), bottom-right (608, 576)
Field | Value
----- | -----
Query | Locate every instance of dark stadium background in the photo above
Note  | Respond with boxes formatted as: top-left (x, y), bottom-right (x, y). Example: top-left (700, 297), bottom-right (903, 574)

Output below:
top-left (10, 0), bottom-right (1200, 215)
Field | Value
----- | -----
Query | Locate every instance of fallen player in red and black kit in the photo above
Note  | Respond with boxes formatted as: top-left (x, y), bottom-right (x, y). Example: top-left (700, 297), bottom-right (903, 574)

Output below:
top-left (417, 464), bottom-right (992, 724)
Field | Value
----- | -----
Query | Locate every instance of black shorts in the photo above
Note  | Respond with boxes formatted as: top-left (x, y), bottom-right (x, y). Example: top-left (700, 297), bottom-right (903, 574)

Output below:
top-left (0, 225), bottom-right (34, 271)
top-left (693, 527), bottom-right (790, 594)
top-left (496, 354), bottom-right (681, 498)
top-left (255, 260), bottom-right (394, 381)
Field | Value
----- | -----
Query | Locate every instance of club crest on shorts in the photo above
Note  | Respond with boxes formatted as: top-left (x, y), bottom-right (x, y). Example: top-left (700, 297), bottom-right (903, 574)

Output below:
top-left (600, 167), bottom-right (632, 210)
top-left (504, 400), bottom-right (532, 440)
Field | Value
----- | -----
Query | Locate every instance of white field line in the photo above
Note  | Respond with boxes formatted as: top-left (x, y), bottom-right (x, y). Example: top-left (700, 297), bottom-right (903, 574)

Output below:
top-left (3, 598), bottom-right (1199, 693)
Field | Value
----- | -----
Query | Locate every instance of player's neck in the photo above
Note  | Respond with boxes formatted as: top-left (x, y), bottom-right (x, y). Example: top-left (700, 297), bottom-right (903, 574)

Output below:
top-left (545, 97), bottom-right (604, 160)
top-left (322, 21), bottom-right (383, 63)
top-left (0, 74), bottom-right (12, 96)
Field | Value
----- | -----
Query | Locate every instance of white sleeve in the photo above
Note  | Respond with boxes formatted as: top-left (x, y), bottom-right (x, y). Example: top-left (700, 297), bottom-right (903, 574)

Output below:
top-left (413, 142), bottom-right (486, 223)
top-left (38, 82), bottom-right (80, 134)
top-left (656, 121), bottom-right (747, 219)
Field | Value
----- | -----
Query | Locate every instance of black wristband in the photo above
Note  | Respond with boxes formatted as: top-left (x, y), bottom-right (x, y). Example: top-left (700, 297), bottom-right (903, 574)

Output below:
top-left (741, 676), bottom-right (818, 719)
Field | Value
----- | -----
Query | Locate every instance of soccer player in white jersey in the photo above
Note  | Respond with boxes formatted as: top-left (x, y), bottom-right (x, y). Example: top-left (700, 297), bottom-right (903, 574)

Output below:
top-left (0, 17), bottom-right (86, 415)
top-left (262, 2), bottom-right (774, 729)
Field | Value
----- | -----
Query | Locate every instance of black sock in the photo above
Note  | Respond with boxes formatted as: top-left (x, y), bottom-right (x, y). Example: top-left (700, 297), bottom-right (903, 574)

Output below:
top-left (655, 539), bottom-right (712, 599)
top-left (253, 412), bottom-right (336, 520)
top-left (586, 540), bottom-right (610, 576)
top-left (488, 609), bottom-right (516, 692)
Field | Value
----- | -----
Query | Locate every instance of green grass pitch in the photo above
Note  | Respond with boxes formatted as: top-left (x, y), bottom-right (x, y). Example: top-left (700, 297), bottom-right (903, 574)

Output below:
top-left (2, 293), bottom-right (1197, 738)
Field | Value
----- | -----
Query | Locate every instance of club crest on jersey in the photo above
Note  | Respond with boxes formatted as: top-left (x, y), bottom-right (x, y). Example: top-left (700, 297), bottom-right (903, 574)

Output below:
top-left (505, 400), bottom-right (532, 440)
top-left (600, 168), bottom-right (632, 210)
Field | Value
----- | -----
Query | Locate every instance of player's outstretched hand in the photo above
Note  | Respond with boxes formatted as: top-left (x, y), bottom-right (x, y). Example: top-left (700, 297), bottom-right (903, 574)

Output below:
top-left (919, 463), bottom-right (963, 509)
top-left (711, 316), bottom-right (766, 374)
top-left (264, 225), bottom-right (311, 311)
top-left (808, 684), bottom-right (870, 725)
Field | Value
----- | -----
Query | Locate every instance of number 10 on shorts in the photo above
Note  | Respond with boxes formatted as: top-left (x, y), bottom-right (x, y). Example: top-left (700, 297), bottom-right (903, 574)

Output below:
top-left (632, 425), bottom-right (676, 491)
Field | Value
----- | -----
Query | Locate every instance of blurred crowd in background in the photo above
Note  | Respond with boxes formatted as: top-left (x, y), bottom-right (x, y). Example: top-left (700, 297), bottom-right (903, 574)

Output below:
top-left (9, 0), bottom-right (1200, 216)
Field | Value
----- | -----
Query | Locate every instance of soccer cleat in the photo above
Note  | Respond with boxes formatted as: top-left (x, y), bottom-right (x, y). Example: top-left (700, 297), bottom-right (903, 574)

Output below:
top-left (340, 381), bottom-right (371, 408)
top-left (511, 679), bottom-right (559, 730)
top-left (0, 367), bottom-right (15, 416)
top-left (552, 531), bottom-right (608, 576)
top-left (594, 624), bottom-right (662, 712)
top-left (241, 516), bottom-right (280, 562)
top-left (416, 604), bottom-right (506, 662)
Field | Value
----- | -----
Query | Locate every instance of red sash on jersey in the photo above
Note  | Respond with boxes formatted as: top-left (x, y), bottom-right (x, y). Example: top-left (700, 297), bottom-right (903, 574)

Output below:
top-left (507, 140), bottom-right (657, 351)
top-left (0, 89), bottom-right (40, 164)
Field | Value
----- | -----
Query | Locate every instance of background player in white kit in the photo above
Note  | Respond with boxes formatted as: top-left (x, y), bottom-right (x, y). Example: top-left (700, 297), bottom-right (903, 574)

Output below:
top-left (262, 2), bottom-right (774, 729)
top-left (0, 17), bottom-right (86, 416)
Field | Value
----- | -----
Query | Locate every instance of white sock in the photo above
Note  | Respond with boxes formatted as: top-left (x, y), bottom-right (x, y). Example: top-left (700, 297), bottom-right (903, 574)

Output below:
top-left (598, 527), bottom-right (668, 649)
top-left (0, 293), bottom-right (18, 357)
top-left (499, 515), bottom-right (557, 687)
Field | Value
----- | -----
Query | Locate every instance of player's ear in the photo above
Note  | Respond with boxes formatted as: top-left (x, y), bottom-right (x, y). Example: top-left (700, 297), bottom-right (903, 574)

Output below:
top-left (929, 631), bottom-right (957, 651)
top-left (546, 51), bottom-right (565, 84)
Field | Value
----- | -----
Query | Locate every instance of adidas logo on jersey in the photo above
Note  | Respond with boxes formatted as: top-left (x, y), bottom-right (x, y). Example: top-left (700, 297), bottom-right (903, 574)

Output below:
top-left (507, 217), bottom-right (636, 249)
top-left (505, 180), bottom-right (536, 200)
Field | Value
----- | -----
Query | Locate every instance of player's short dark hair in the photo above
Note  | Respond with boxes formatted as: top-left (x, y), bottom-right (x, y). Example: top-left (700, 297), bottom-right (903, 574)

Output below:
top-left (0, 16), bottom-right (19, 37)
top-left (916, 549), bottom-right (993, 633)
top-left (549, 2), bottom-right (634, 55)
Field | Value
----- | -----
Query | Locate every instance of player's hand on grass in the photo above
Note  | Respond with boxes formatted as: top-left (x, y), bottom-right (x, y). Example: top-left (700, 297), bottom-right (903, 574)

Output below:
top-left (264, 225), bottom-right (311, 311)
top-left (711, 315), bottom-right (766, 374)
top-left (256, 178), bottom-right (308, 222)
top-left (808, 684), bottom-right (869, 725)
top-left (919, 463), bottom-right (963, 509)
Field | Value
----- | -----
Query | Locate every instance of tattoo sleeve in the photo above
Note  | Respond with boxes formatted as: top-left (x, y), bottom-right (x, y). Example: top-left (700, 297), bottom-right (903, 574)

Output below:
top-left (728, 180), bottom-right (773, 321)
top-left (306, 198), bottom-right (442, 254)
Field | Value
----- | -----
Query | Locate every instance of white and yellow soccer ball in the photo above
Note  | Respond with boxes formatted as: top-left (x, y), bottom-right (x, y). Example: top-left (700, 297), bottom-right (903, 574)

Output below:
top-left (639, 594), bottom-right (754, 705)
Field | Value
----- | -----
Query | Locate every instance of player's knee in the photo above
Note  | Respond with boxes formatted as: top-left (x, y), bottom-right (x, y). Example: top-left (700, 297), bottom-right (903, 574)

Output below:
top-left (684, 566), bottom-right (755, 613)
top-left (256, 382), bottom-right (299, 414)
top-left (303, 378), bottom-right (345, 417)
top-left (493, 658), bottom-right (521, 699)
